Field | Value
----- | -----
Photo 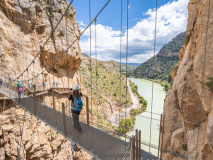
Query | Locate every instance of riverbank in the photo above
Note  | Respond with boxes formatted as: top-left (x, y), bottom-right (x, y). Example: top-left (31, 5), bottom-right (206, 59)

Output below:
top-left (116, 79), bottom-right (148, 134)
top-left (143, 78), bottom-right (171, 92)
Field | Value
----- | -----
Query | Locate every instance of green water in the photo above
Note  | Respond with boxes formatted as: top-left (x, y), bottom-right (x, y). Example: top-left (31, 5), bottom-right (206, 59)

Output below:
top-left (128, 78), bottom-right (166, 156)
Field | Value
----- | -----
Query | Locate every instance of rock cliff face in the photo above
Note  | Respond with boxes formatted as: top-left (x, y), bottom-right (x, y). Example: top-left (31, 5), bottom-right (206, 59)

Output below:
top-left (162, 0), bottom-right (213, 159)
top-left (0, 0), bottom-right (88, 159)
top-left (0, 0), bottom-right (82, 83)
top-left (0, 104), bottom-right (91, 160)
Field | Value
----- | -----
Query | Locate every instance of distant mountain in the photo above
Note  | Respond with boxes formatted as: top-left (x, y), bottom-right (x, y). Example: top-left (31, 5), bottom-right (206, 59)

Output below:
top-left (82, 53), bottom-right (89, 57)
top-left (130, 32), bottom-right (186, 82)
top-left (117, 63), bottom-right (139, 73)
top-left (119, 62), bottom-right (141, 66)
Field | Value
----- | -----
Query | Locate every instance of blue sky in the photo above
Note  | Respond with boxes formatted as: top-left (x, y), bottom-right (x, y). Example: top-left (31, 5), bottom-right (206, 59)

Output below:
top-left (70, 0), bottom-right (189, 63)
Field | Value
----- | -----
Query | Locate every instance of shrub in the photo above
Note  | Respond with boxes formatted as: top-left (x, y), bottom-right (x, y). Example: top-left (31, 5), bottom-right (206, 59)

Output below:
top-left (184, 35), bottom-right (190, 46)
top-left (59, 30), bottom-right (65, 37)
top-left (173, 66), bottom-right (179, 75)
top-left (182, 144), bottom-right (187, 151)
top-left (207, 76), bottom-right (213, 87)
top-left (174, 89), bottom-right (178, 99)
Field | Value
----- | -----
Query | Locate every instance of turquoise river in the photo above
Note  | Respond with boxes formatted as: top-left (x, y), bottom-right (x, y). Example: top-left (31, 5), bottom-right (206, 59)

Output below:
top-left (128, 78), bottom-right (166, 156)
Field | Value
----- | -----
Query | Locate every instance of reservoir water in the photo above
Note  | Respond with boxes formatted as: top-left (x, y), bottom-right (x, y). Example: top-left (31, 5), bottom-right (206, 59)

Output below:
top-left (128, 78), bottom-right (166, 156)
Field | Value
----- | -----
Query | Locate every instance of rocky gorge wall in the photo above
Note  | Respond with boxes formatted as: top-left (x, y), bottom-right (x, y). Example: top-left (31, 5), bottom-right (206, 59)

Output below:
top-left (0, 0), bottom-right (90, 159)
top-left (0, 104), bottom-right (91, 160)
top-left (163, 0), bottom-right (213, 159)
top-left (0, 0), bottom-right (82, 85)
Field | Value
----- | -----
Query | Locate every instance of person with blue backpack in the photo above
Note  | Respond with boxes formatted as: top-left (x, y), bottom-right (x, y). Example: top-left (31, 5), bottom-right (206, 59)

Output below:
top-left (68, 84), bottom-right (83, 133)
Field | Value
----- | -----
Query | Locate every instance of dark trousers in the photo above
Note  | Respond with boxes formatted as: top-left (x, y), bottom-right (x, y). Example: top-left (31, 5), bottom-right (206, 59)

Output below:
top-left (72, 109), bottom-right (82, 131)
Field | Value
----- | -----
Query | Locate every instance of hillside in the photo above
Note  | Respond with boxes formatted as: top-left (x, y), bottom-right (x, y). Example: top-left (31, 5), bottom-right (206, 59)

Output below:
top-left (130, 32), bottom-right (186, 82)
top-left (80, 55), bottom-right (131, 106)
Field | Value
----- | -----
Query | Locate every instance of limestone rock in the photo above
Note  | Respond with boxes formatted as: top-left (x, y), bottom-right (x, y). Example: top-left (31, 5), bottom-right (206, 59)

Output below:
top-left (162, 0), bottom-right (213, 159)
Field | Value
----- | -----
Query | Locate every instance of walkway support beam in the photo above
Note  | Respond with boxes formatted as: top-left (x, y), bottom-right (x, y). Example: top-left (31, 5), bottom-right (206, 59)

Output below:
top-left (33, 85), bottom-right (36, 115)
top-left (62, 103), bottom-right (67, 137)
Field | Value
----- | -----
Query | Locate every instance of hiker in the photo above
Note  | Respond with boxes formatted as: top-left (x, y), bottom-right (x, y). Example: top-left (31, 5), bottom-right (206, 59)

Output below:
top-left (43, 82), bottom-right (46, 89)
top-left (16, 80), bottom-right (23, 98)
top-left (9, 75), bottom-right (12, 83)
top-left (28, 81), bottom-right (31, 89)
top-left (0, 78), bottom-right (3, 88)
top-left (68, 84), bottom-right (83, 133)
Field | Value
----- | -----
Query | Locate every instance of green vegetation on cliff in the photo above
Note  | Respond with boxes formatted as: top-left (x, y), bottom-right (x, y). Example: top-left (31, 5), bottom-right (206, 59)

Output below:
top-left (80, 56), bottom-right (131, 106)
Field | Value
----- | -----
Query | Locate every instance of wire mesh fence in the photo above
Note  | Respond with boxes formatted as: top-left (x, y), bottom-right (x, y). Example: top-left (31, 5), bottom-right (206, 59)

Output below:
top-left (2, 76), bottom-right (212, 160)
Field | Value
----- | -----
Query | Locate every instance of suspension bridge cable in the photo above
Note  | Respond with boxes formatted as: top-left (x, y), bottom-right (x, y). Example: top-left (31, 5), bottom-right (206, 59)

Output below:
top-left (20, 0), bottom-right (112, 83)
top-left (16, 0), bottom-right (75, 80)
top-left (95, 18), bottom-right (97, 89)
top-left (94, 18), bottom-right (99, 128)
top-left (66, 10), bottom-right (72, 137)
top-left (195, 0), bottom-right (211, 159)
top-left (149, 0), bottom-right (158, 153)
top-left (18, 109), bottom-right (26, 160)
top-left (125, 0), bottom-right (129, 150)
top-left (119, 0), bottom-right (123, 134)
top-left (88, 0), bottom-right (94, 155)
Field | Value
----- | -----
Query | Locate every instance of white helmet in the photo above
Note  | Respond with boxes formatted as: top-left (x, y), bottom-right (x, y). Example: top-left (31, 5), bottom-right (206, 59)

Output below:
top-left (72, 84), bottom-right (80, 90)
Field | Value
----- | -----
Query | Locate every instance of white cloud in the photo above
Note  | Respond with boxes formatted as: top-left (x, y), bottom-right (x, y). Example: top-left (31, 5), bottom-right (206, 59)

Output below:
top-left (79, 0), bottom-right (189, 63)
top-left (78, 20), bottom-right (86, 27)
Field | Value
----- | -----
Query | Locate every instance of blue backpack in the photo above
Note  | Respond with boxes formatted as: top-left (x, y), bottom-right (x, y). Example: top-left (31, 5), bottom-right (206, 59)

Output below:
top-left (72, 97), bottom-right (83, 111)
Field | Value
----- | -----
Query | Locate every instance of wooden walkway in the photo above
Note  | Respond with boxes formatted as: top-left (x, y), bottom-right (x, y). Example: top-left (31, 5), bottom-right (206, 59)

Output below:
top-left (0, 86), bottom-right (157, 160)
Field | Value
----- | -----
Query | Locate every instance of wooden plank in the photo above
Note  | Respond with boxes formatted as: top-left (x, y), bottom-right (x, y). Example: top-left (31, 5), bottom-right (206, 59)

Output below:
top-left (33, 86), bottom-right (36, 115)
top-left (52, 90), bottom-right (55, 110)
top-left (158, 114), bottom-right (162, 159)
top-left (62, 103), bottom-right (67, 137)
top-left (133, 136), bottom-right (135, 160)
top-left (160, 115), bottom-right (165, 160)
top-left (86, 96), bottom-right (89, 125)
top-left (136, 129), bottom-right (138, 160)
top-left (139, 130), bottom-right (141, 160)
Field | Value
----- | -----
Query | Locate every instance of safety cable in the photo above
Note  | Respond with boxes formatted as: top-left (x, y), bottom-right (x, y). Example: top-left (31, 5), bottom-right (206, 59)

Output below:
top-left (119, 0), bottom-right (123, 135)
top-left (149, 0), bottom-right (158, 153)
top-left (125, 0), bottom-right (129, 150)
top-left (94, 18), bottom-right (99, 129)
top-left (89, 0), bottom-right (94, 155)
top-left (19, 0), bottom-right (112, 83)
top-left (195, 0), bottom-right (211, 159)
